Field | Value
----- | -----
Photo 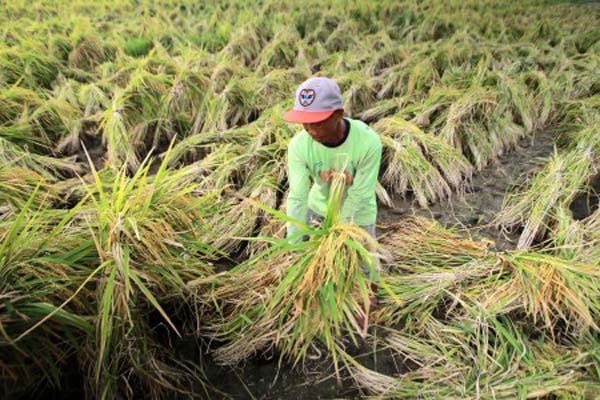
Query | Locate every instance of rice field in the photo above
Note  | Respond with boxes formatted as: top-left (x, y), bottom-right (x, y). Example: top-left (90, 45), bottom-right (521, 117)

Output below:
top-left (1, 0), bottom-right (600, 398)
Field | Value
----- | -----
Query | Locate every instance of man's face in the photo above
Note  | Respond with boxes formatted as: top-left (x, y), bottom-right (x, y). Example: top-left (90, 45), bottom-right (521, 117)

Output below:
top-left (302, 111), bottom-right (342, 144)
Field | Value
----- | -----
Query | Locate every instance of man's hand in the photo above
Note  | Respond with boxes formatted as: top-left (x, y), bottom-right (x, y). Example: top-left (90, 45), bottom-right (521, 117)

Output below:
top-left (319, 169), bottom-right (354, 185)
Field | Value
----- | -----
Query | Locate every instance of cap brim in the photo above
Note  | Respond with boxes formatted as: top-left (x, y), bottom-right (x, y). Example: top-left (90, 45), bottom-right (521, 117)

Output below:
top-left (283, 109), bottom-right (335, 124)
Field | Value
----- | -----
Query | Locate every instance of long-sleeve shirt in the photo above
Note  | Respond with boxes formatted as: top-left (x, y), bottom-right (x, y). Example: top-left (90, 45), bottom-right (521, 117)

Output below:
top-left (286, 118), bottom-right (382, 240)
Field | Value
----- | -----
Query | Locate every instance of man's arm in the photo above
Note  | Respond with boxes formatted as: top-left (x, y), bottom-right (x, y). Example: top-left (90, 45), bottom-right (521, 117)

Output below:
top-left (340, 138), bottom-right (382, 223)
top-left (286, 141), bottom-right (310, 241)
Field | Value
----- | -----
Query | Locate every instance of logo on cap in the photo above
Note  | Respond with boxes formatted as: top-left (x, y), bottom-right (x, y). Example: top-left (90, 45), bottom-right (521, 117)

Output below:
top-left (298, 88), bottom-right (316, 107)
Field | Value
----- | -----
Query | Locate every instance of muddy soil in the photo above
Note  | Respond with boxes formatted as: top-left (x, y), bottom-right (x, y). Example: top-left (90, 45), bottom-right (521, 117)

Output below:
top-left (379, 129), bottom-right (560, 250)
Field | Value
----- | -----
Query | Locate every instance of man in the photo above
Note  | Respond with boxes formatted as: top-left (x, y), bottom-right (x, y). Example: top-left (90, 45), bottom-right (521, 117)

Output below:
top-left (283, 76), bottom-right (382, 255)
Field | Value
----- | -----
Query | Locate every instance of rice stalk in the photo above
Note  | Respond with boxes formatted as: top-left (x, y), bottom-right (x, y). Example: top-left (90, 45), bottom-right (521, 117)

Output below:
top-left (76, 145), bottom-right (217, 398)
top-left (375, 116), bottom-right (471, 206)
top-left (196, 174), bottom-right (380, 376)
top-left (496, 144), bottom-right (597, 249)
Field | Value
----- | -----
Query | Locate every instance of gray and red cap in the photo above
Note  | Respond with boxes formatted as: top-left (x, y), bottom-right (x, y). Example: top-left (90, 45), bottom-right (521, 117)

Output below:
top-left (283, 77), bottom-right (343, 124)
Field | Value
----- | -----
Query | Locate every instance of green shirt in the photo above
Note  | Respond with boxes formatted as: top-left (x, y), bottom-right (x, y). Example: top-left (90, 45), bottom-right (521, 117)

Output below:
top-left (286, 118), bottom-right (382, 239)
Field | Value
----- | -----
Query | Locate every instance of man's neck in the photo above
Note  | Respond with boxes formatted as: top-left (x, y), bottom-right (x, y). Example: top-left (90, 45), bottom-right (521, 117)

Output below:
top-left (322, 119), bottom-right (349, 148)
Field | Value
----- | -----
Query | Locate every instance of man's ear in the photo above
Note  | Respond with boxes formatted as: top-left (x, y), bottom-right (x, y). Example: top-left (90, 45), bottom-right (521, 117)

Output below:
top-left (335, 109), bottom-right (345, 118)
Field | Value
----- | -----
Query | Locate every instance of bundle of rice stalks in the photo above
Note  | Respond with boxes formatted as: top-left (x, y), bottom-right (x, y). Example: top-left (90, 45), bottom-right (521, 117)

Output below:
top-left (323, 20), bottom-right (360, 53)
top-left (166, 64), bottom-right (212, 136)
top-left (72, 147), bottom-right (219, 398)
top-left (337, 72), bottom-right (378, 118)
top-left (478, 251), bottom-right (600, 336)
top-left (374, 116), bottom-right (472, 207)
top-left (0, 193), bottom-right (95, 397)
top-left (101, 70), bottom-right (172, 169)
top-left (55, 82), bottom-right (111, 154)
top-left (206, 77), bottom-right (261, 131)
top-left (366, 41), bottom-right (410, 77)
top-left (352, 318), bottom-right (599, 398)
top-left (255, 68), bottom-right (309, 108)
top-left (303, 12), bottom-right (342, 44)
top-left (521, 70), bottom-right (555, 130)
top-left (374, 217), bottom-right (493, 327)
top-left (379, 216), bottom-right (490, 267)
top-left (29, 97), bottom-right (81, 152)
top-left (359, 98), bottom-right (403, 123)
top-left (257, 28), bottom-right (300, 73)
top-left (438, 85), bottom-right (506, 170)
top-left (0, 137), bottom-right (82, 179)
top-left (0, 165), bottom-right (59, 213)
top-left (78, 83), bottom-right (111, 118)
top-left (219, 23), bottom-right (265, 67)
top-left (377, 216), bottom-right (600, 338)
top-left (195, 174), bottom-right (379, 374)
top-left (496, 144), bottom-right (597, 249)
top-left (208, 57), bottom-right (247, 94)
top-left (375, 47), bottom-right (439, 99)
top-left (497, 73), bottom-right (537, 134)
top-left (68, 36), bottom-right (114, 72)
top-left (0, 47), bottom-right (59, 89)
top-left (205, 162), bottom-right (280, 255)
top-left (0, 87), bottom-right (47, 149)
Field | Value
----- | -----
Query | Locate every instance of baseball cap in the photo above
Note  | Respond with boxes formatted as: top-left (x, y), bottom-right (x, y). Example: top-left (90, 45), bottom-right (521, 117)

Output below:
top-left (283, 77), bottom-right (343, 124)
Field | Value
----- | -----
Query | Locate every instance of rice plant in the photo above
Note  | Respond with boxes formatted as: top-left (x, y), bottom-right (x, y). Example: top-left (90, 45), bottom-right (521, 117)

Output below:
top-left (3, 0), bottom-right (600, 397)
top-left (71, 146), bottom-right (219, 398)
top-left (195, 174), bottom-right (380, 376)
top-left (375, 116), bottom-right (472, 206)
top-left (496, 144), bottom-right (597, 249)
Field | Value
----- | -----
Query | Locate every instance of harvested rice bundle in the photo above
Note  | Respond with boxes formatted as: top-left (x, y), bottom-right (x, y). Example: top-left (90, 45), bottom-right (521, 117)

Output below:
top-left (0, 47), bottom-right (59, 89)
top-left (0, 87), bottom-right (78, 153)
top-left (166, 125), bottom-right (254, 167)
top-left (256, 68), bottom-right (309, 108)
top-left (0, 137), bottom-right (82, 179)
top-left (337, 72), bottom-right (378, 118)
top-left (166, 64), bottom-right (212, 135)
top-left (206, 164), bottom-right (279, 255)
top-left (374, 116), bottom-right (472, 207)
top-left (351, 318), bottom-right (599, 398)
top-left (0, 165), bottom-right (59, 212)
top-left (521, 70), bottom-right (555, 130)
top-left (379, 216), bottom-right (600, 337)
top-left (101, 70), bottom-right (172, 169)
top-left (202, 77), bottom-right (262, 133)
top-left (477, 251), bottom-right (600, 336)
top-left (378, 216), bottom-right (489, 267)
top-left (219, 23), bottom-right (265, 67)
top-left (257, 28), bottom-right (300, 73)
top-left (438, 86), bottom-right (505, 169)
top-left (374, 217), bottom-right (494, 327)
top-left (29, 97), bottom-right (81, 151)
top-left (375, 46), bottom-right (439, 100)
top-left (68, 36), bottom-right (114, 72)
top-left (324, 20), bottom-right (360, 53)
top-left (209, 57), bottom-right (249, 94)
top-left (359, 98), bottom-right (403, 123)
top-left (496, 144), bottom-right (597, 249)
top-left (195, 174), bottom-right (379, 374)
top-left (375, 260), bottom-right (498, 329)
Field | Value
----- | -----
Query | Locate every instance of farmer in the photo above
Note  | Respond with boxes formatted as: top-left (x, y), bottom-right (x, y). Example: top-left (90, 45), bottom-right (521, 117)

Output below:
top-left (283, 76), bottom-right (382, 272)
